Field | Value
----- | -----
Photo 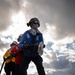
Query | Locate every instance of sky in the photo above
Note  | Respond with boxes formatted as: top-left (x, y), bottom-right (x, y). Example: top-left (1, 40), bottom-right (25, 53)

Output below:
top-left (0, 0), bottom-right (75, 75)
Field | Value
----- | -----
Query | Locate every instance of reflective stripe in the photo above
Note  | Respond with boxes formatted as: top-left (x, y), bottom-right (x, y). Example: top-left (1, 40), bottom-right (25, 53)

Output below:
top-left (27, 33), bottom-right (30, 38)
top-left (36, 36), bottom-right (39, 41)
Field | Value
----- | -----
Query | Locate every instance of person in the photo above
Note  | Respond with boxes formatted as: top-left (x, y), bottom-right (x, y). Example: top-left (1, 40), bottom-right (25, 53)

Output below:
top-left (19, 17), bottom-right (46, 75)
top-left (3, 41), bottom-right (17, 75)
top-left (10, 34), bottom-right (23, 75)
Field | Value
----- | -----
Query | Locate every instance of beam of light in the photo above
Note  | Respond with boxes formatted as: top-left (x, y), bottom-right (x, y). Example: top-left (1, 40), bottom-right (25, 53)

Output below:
top-left (2, 11), bottom-right (29, 41)
top-left (10, 11), bottom-right (29, 40)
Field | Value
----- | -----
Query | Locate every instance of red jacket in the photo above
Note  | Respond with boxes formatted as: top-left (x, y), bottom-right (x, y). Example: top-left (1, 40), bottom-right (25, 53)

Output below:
top-left (11, 44), bottom-right (23, 64)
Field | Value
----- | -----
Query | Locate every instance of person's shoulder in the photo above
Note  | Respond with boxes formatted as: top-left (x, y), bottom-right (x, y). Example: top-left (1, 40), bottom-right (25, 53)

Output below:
top-left (22, 30), bottom-right (30, 37)
top-left (23, 30), bottom-right (30, 34)
top-left (39, 32), bottom-right (42, 35)
top-left (38, 31), bottom-right (43, 35)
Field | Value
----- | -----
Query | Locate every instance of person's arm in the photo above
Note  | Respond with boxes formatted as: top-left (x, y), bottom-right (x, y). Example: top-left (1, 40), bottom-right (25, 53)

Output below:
top-left (19, 32), bottom-right (27, 48)
top-left (3, 51), bottom-right (7, 61)
top-left (3, 49), bottom-right (11, 61)
top-left (11, 44), bottom-right (21, 54)
top-left (3, 50), bottom-right (9, 59)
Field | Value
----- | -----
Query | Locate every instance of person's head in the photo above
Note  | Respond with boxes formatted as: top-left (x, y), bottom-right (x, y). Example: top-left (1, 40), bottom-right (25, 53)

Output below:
top-left (10, 41), bottom-right (17, 48)
top-left (17, 34), bottom-right (23, 42)
top-left (27, 18), bottom-right (40, 29)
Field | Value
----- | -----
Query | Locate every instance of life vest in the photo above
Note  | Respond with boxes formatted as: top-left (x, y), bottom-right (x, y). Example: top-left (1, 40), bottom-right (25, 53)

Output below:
top-left (3, 49), bottom-right (15, 63)
top-left (11, 44), bottom-right (23, 64)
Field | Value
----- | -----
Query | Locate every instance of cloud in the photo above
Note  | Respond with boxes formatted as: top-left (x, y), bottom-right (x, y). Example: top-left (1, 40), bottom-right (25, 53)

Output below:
top-left (0, 37), bottom-right (10, 51)
top-left (66, 40), bottom-right (75, 50)
top-left (24, 0), bottom-right (75, 39)
top-left (46, 42), bottom-right (54, 50)
top-left (43, 50), bottom-right (75, 75)
top-left (1, 0), bottom-right (75, 39)
top-left (48, 69), bottom-right (75, 75)
top-left (42, 44), bottom-right (75, 75)
top-left (0, 0), bottom-right (23, 31)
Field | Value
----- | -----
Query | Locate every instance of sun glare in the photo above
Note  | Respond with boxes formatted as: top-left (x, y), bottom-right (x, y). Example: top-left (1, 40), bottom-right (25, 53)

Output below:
top-left (11, 11), bottom-right (26, 25)
top-left (9, 11), bottom-right (29, 40)
top-left (2, 11), bottom-right (29, 41)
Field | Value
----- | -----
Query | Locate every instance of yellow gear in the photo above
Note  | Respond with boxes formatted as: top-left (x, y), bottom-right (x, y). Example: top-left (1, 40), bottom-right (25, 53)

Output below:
top-left (3, 48), bottom-right (15, 63)
top-left (11, 57), bottom-right (15, 62)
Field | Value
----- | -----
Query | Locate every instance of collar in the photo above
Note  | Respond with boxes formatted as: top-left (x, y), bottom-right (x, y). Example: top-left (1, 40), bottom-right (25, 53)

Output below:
top-left (29, 29), bottom-right (41, 36)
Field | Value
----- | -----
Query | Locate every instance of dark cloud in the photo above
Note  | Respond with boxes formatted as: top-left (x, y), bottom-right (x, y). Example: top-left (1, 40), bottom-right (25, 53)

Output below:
top-left (24, 0), bottom-right (75, 39)
top-left (44, 54), bottom-right (70, 69)
top-left (0, 0), bottom-right (75, 39)
top-left (51, 57), bottom-right (70, 69)
top-left (0, 0), bottom-right (23, 31)
top-left (48, 70), bottom-right (75, 75)
top-left (43, 54), bottom-right (75, 75)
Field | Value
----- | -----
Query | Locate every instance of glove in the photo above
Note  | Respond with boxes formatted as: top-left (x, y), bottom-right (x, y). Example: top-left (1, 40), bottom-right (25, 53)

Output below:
top-left (23, 44), bottom-right (29, 48)
top-left (43, 44), bottom-right (45, 48)
top-left (38, 42), bottom-right (44, 56)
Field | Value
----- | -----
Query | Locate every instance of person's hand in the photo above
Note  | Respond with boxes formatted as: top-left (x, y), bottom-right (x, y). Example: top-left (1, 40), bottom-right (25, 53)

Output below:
top-left (23, 44), bottom-right (29, 48)
top-left (43, 44), bottom-right (45, 48)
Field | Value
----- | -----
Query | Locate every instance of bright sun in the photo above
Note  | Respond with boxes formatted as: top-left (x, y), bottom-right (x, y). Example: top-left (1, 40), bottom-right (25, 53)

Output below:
top-left (9, 11), bottom-right (29, 40)
top-left (2, 11), bottom-right (29, 41)
top-left (11, 11), bottom-right (26, 25)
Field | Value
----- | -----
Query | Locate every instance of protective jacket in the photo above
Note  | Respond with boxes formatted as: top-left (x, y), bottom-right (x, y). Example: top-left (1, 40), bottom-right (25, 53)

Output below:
top-left (3, 49), bottom-right (15, 63)
top-left (19, 29), bottom-right (44, 57)
top-left (11, 44), bottom-right (23, 64)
